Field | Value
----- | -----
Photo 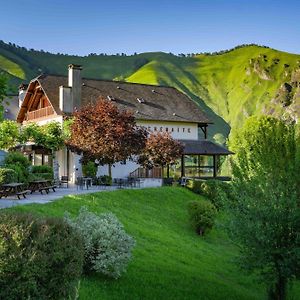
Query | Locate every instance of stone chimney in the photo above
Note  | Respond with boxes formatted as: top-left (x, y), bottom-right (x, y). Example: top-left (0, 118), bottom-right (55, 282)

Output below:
top-left (59, 64), bottom-right (82, 113)
top-left (18, 83), bottom-right (28, 107)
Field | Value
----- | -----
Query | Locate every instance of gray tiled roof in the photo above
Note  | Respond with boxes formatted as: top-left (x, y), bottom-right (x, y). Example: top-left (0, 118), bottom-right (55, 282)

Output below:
top-left (37, 74), bottom-right (211, 124)
top-left (180, 140), bottom-right (234, 155)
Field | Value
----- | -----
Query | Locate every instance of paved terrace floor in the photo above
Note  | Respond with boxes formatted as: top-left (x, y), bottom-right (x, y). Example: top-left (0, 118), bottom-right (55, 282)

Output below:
top-left (0, 185), bottom-right (127, 209)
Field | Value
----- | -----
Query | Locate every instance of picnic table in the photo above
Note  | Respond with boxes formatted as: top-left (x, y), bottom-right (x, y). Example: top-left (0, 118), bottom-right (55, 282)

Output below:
top-left (0, 183), bottom-right (29, 200)
top-left (28, 180), bottom-right (56, 194)
top-left (76, 177), bottom-right (93, 190)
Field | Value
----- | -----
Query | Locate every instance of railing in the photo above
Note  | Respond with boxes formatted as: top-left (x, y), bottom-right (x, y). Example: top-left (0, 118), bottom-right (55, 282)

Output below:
top-left (130, 167), bottom-right (162, 178)
top-left (26, 106), bottom-right (55, 121)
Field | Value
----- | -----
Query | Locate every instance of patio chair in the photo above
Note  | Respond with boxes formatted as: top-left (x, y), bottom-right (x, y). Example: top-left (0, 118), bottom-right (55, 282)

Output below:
top-left (76, 177), bottom-right (84, 190)
top-left (59, 176), bottom-right (69, 188)
top-left (97, 176), bottom-right (107, 189)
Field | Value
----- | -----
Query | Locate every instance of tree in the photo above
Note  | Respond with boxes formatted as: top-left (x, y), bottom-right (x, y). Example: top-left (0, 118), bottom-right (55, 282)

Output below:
top-left (20, 121), bottom-right (65, 152)
top-left (138, 132), bottom-right (183, 177)
top-left (0, 120), bottom-right (20, 150)
top-left (0, 73), bottom-right (8, 121)
top-left (67, 98), bottom-right (147, 177)
top-left (227, 116), bottom-right (300, 300)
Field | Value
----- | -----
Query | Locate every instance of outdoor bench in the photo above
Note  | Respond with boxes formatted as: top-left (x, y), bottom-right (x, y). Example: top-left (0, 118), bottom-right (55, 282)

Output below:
top-left (39, 187), bottom-right (50, 194)
top-left (47, 185), bottom-right (57, 192)
top-left (16, 190), bottom-right (31, 200)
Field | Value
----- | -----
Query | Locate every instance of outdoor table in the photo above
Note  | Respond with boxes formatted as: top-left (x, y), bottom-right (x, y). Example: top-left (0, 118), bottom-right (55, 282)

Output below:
top-left (82, 177), bottom-right (93, 189)
top-left (114, 178), bottom-right (126, 188)
top-left (0, 183), bottom-right (25, 198)
top-left (28, 180), bottom-right (49, 193)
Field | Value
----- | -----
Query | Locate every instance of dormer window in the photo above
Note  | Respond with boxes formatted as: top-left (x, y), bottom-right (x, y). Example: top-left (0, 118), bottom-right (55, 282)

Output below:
top-left (137, 97), bottom-right (144, 103)
top-left (107, 95), bottom-right (115, 101)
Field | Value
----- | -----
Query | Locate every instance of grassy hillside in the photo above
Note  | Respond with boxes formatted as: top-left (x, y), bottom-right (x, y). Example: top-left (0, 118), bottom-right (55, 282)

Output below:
top-left (1, 41), bottom-right (299, 139)
top-left (126, 46), bottom-right (300, 134)
top-left (8, 187), bottom-right (300, 299)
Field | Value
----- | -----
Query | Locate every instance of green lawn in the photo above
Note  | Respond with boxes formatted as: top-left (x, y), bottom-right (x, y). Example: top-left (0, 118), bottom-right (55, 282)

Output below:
top-left (7, 187), bottom-right (300, 299)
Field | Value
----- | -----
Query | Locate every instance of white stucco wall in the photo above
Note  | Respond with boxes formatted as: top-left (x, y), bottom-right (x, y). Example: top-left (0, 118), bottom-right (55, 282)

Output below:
top-left (140, 178), bottom-right (163, 188)
top-left (137, 120), bottom-right (198, 140)
top-left (98, 160), bottom-right (140, 179)
top-left (42, 119), bottom-right (200, 181)
top-left (55, 148), bottom-right (82, 183)
top-left (98, 121), bottom-right (199, 179)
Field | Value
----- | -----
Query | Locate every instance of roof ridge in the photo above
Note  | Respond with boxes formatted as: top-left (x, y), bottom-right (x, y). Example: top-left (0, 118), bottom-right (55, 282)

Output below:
top-left (39, 73), bottom-right (176, 89)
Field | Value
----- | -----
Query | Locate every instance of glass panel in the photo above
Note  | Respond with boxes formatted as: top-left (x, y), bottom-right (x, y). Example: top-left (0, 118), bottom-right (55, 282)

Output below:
top-left (199, 155), bottom-right (213, 166)
top-left (184, 155), bottom-right (215, 178)
top-left (169, 159), bottom-right (181, 178)
top-left (43, 155), bottom-right (53, 167)
top-left (217, 156), bottom-right (232, 177)
top-left (34, 154), bottom-right (43, 166)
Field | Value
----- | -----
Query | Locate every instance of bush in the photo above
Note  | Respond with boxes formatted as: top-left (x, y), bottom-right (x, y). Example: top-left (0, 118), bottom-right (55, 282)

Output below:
top-left (187, 200), bottom-right (217, 235)
top-left (31, 172), bottom-right (54, 181)
top-left (4, 152), bottom-right (30, 183)
top-left (31, 165), bottom-right (53, 174)
top-left (4, 163), bottom-right (28, 183)
top-left (187, 179), bottom-right (233, 209)
top-left (82, 161), bottom-right (97, 177)
top-left (65, 207), bottom-right (135, 279)
top-left (31, 165), bottom-right (54, 181)
top-left (4, 151), bottom-right (30, 169)
top-left (0, 167), bottom-right (17, 184)
top-left (100, 175), bottom-right (112, 186)
top-left (0, 212), bottom-right (84, 300)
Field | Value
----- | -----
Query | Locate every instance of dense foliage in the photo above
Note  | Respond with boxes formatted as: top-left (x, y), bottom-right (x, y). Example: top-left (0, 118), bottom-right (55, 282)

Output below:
top-left (65, 207), bottom-right (135, 279)
top-left (31, 165), bottom-right (53, 174)
top-left (187, 179), bottom-right (233, 209)
top-left (31, 165), bottom-right (54, 181)
top-left (138, 132), bottom-right (183, 177)
top-left (0, 212), bottom-right (84, 300)
top-left (82, 161), bottom-right (97, 178)
top-left (3, 151), bottom-right (31, 183)
top-left (20, 121), bottom-right (65, 152)
top-left (0, 167), bottom-right (17, 184)
top-left (67, 98), bottom-right (147, 176)
top-left (227, 116), bottom-right (300, 300)
top-left (0, 120), bottom-right (19, 150)
top-left (0, 120), bottom-right (65, 152)
top-left (187, 200), bottom-right (217, 235)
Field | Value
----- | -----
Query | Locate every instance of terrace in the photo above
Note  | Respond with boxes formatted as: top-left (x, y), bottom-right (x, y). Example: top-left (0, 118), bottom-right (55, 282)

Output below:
top-left (26, 106), bottom-right (55, 121)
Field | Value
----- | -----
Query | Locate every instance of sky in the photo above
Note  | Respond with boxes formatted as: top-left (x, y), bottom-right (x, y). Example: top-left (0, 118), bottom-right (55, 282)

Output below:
top-left (1, 0), bottom-right (300, 55)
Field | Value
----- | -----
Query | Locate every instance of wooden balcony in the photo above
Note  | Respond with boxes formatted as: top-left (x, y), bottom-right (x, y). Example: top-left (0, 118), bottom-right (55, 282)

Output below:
top-left (26, 106), bottom-right (55, 121)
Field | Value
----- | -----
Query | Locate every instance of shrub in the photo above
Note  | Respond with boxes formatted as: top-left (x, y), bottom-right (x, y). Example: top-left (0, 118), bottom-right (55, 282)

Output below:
top-left (82, 161), bottom-right (97, 177)
top-left (100, 175), bottom-right (112, 186)
top-left (31, 165), bottom-right (53, 174)
top-left (0, 167), bottom-right (17, 184)
top-left (0, 212), bottom-right (84, 300)
top-left (31, 165), bottom-right (54, 181)
top-left (65, 207), bottom-right (135, 279)
top-left (187, 179), bottom-right (233, 209)
top-left (187, 200), bottom-right (217, 235)
top-left (4, 151), bottom-right (30, 169)
top-left (4, 163), bottom-right (27, 183)
top-left (4, 152), bottom-right (30, 183)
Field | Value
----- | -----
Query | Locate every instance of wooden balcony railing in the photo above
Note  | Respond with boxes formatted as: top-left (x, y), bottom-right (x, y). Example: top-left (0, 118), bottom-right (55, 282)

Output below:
top-left (26, 106), bottom-right (55, 121)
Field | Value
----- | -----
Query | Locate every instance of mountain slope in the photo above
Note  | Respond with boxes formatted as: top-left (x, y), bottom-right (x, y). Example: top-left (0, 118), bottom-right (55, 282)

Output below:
top-left (1, 41), bottom-right (299, 140)
top-left (126, 46), bottom-right (300, 132)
